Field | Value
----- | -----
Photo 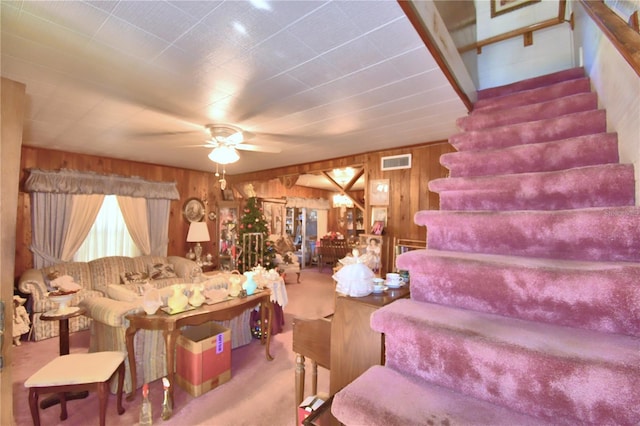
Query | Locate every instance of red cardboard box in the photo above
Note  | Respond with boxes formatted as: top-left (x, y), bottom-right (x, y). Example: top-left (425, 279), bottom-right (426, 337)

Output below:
top-left (175, 322), bottom-right (231, 397)
top-left (298, 395), bottom-right (326, 425)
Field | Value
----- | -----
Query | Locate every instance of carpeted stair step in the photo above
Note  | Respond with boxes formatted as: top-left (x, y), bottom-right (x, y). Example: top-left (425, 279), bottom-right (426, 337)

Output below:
top-left (430, 163), bottom-right (635, 211)
top-left (396, 249), bottom-right (640, 337)
top-left (415, 206), bottom-right (640, 262)
top-left (477, 67), bottom-right (585, 100)
top-left (449, 109), bottom-right (606, 152)
top-left (370, 299), bottom-right (640, 425)
top-left (331, 365), bottom-right (555, 426)
top-left (441, 133), bottom-right (619, 178)
top-left (473, 77), bottom-right (591, 113)
top-left (457, 92), bottom-right (597, 131)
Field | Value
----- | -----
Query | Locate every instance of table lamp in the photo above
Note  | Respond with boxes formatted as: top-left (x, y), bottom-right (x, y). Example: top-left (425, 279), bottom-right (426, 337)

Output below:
top-left (186, 222), bottom-right (210, 266)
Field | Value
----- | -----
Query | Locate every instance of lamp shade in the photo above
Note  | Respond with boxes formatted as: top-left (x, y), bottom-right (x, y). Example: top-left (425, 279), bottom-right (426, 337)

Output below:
top-left (208, 146), bottom-right (240, 164)
top-left (186, 221), bottom-right (210, 242)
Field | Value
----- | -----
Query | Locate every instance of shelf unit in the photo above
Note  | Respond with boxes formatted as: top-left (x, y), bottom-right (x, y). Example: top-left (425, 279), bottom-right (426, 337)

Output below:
top-left (391, 238), bottom-right (426, 272)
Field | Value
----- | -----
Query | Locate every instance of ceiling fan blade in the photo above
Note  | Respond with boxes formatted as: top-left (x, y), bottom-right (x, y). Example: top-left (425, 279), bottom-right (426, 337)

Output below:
top-left (131, 129), bottom-right (202, 137)
top-left (226, 131), bottom-right (244, 145)
top-left (235, 143), bottom-right (282, 153)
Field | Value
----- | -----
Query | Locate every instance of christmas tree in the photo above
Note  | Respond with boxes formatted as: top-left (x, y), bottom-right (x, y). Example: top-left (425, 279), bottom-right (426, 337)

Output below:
top-left (237, 197), bottom-right (276, 272)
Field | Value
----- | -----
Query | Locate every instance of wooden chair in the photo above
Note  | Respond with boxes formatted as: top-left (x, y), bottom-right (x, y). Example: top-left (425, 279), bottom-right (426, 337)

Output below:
top-left (317, 239), bottom-right (350, 272)
top-left (24, 351), bottom-right (126, 426)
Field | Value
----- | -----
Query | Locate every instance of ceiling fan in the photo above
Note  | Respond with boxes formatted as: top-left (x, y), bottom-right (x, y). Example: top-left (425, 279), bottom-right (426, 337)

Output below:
top-left (200, 124), bottom-right (282, 157)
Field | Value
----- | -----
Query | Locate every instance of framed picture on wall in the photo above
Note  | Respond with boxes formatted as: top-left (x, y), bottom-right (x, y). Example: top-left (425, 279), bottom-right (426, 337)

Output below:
top-left (491, 0), bottom-right (540, 18)
top-left (369, 179), bottom-right (389, 206)
top-left (370, 207), bottom-right (387, 234)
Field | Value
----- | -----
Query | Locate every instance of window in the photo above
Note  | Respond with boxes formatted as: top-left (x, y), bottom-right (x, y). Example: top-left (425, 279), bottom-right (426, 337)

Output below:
top-left (73, 195), bottom-right (141, 262)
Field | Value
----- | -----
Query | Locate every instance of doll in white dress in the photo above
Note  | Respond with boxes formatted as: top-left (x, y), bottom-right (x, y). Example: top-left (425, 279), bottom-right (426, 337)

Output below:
top-left (13, 295), bottom-right (31, 345)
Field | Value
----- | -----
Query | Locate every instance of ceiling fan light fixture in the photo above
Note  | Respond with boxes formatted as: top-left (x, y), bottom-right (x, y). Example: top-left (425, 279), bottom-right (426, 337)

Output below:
top-left (208, 145), bottom-right (240, 164)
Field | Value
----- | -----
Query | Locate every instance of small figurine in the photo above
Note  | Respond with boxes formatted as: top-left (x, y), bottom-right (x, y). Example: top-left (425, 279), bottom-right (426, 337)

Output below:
top-left (13, 295), bottom-right (30, 345)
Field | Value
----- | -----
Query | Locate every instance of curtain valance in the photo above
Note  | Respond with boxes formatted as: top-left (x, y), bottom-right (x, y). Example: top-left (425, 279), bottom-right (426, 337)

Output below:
top-left (25, 169), bottom-right (180, 200)
top-left (285, 197), bottom-right (330, 210)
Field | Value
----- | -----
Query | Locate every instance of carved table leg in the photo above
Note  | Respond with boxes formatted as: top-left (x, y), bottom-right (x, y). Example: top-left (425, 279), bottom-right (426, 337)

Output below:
top-left (262, 297), bottom-right (274, 361)
top-left (311, 360), bottom-right (318, 396)
top-left (295, 353), bottom-right (306, 425)
top-left (125, 325), bottom-right (137, 401)
top-left (163, 328), bottom-right (180, 417)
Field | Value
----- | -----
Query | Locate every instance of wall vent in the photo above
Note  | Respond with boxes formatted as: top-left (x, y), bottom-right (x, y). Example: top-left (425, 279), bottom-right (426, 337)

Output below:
top-left (381, 154), bottom-right (411, 171)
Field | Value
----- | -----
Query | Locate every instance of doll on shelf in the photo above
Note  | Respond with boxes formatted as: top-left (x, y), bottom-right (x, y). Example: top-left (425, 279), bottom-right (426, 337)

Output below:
top-left (13, 295), bottom-right (31, 346)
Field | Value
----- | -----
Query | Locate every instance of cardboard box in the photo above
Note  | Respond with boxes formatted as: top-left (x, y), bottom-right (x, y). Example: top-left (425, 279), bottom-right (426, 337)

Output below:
top-left (298, 394), bottom-right (326, 425)
top-left (175, 322), bottom-right (231, 397)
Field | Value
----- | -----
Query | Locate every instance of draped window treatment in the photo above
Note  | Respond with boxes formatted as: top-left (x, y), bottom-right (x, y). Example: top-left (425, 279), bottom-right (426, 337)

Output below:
top-left (285, 197), bottom-right (330, 210)
top-left (25, 169), bottom-right (179, 267)
top-left (117, 196), bottom-right (151, 255)
top-left (59, 194), bottom-right (105, 262)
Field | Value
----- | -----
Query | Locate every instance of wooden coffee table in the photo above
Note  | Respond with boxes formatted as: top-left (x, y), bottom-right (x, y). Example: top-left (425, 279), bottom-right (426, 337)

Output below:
top-left (125, 290), bottom-right (273, 414)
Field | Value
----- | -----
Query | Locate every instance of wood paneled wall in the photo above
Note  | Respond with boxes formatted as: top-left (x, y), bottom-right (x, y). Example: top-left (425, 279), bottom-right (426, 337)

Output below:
top-left (14, 147), bottom-right (330, 281)
top-left (231, 141), bottom-right (455, 272)
top-left (15, 141), bottom-right (453, 280)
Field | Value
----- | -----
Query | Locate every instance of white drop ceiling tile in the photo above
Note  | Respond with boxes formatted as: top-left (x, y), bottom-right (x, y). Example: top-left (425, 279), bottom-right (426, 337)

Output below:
top-left (151, 45), bottom-right (199, 75)
top-left (93, 15), bottom-right (168, 62)
top-left (172, 1), bottom-right (252, 51)
top-left (20, 1), bottom-right (109, 39)
top-left (221, 52), bottom-right (283, 87)
top-left (388, 48), bottom-right (440, 78)
top-left (366, 17), bottom-right (424, 58)
top-left (336, 1), bottom-right (405, 33)
top-left (319, 61), bottom-right (403, 99)
top-left (2, 10), bottom-right (93, 55)
top-left (287, 2), bottom-right (362, 55)
top-left (167, 0), bottom-right (223, 19)
top-left (285, 56), bottom-right (342, 88)
top-left (225, 6), bottom-right (285, 52)
top-left (320, 36), bottom-right (386, 75)
top-left (264, 1), bottom-right (326, 28)
top-left (111, 1), bottom-right (199, 43)
top-left (84, 1), bottom-right (119, 14)
top-left (250, 29), bottom-right (319, 75)
top-left (247, 72), bottom-right (309, 103)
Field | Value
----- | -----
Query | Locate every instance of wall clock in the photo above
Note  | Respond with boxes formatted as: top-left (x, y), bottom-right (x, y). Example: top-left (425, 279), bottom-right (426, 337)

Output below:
top-left (183, 198), bottom-right (205, 223)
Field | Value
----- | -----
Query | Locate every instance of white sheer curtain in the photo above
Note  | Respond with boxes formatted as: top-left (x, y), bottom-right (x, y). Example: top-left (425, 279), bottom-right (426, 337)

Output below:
top-left (74, 196), bottom-right (141, 262)
top-left (117, 196), bottom-right (151, 255)
top-left (59, 194), bottom-right (105, 261)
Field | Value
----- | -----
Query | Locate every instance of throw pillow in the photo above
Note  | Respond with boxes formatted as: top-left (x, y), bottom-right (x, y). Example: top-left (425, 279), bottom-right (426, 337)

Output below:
top-left (120, 271), bottom-right (149, 285)
top-left (147, 263), bottom-right (178, 280)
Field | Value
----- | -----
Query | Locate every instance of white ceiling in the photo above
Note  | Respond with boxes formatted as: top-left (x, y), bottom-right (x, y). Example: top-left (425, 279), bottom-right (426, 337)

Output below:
top-left (1, 0), bottom-right (468, 175)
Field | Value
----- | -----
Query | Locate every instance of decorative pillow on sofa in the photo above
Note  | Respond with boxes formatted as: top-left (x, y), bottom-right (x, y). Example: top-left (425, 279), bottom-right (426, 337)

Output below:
top-left (120, 271), bottom-right (149, 285)
top-left (147, 263), bottom-right (178, 280)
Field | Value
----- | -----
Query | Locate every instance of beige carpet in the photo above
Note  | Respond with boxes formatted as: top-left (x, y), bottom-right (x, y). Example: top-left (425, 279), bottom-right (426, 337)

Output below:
top-left (12, 269), bottom-right (336, 426)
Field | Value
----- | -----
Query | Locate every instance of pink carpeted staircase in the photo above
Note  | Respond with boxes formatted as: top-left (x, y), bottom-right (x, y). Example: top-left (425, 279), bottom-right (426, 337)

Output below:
top-left (332, 67), bottom-right (640, 425)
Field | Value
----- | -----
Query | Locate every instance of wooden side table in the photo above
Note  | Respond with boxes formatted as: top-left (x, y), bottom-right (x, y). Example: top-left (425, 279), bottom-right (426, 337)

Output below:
top-left (39, 306), bottom-right (89, 409)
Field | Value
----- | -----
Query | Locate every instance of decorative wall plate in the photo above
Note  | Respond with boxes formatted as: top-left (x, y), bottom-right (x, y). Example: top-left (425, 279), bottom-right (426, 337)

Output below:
top-left (183, 198), bottom-right (205, 223)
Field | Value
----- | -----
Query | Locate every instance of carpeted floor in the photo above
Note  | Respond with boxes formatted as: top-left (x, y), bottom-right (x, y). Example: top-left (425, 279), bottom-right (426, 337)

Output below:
top-left (12, 269), bottom-right (336, 426)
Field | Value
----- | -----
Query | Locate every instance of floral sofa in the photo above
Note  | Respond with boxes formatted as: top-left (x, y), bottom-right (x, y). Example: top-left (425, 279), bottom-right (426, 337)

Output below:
top-left (18, 255), bottom-right (196, 342)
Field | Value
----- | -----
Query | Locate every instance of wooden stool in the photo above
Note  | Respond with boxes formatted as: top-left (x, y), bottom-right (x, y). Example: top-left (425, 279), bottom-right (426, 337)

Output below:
top-left (25, 351), bottom-right (126, 426)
